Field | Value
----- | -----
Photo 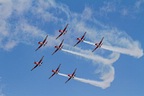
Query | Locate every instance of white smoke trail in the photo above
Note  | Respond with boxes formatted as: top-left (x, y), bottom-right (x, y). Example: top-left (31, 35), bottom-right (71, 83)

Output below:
top-left (58, 71), bottom-right (113, 89)
top-left (61, 48), bottom-right (119, 65)
top-left (83, 40), bottom-right (95, 45)
top-left (58, 73), bottom-right (68, 78)
top-left (102, 45), bottom-right (143, 58)
top-left (83, 40), bottom-right (143, 58)
top-left (74, 77), bottom-right (105, 89)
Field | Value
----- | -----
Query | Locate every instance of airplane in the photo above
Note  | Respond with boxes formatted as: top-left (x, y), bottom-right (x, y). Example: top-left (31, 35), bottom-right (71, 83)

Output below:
top-left (35, 35), bottom-right (48, 51)
top-left (56, 24), bottom-right (69, 39)
top-left (52, 39), bottom-right (64, 55)
top-left (49, 64), bottom-right (61, 79)
top-left (92, 37), bottom-right (104, 52)
top-left (74, 32), bottom-right (86, 47)
top-left (65, 68), bottom-right (77, 83)
top-left (31, 56), bottom-right (44, 71)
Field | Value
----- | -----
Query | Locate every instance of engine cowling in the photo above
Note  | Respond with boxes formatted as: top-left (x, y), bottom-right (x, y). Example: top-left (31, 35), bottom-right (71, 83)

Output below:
top-left (68, 74), bottom-right (71, 77)
top-left (38, 42), bottom-right (43, 45)
top-left (95, 43), bottom-right (98, 46)
top-left (59, 30), bottom-right (63, 33)
top-left (34, 62), bottom-right (38, 64)
top-left (77, 38), bottom-right (81, 40)
top-left (55, 46), bottom-right (58, 48)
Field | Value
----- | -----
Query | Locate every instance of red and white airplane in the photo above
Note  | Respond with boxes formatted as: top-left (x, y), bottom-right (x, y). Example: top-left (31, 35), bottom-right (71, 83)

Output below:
top-left (92, 37), bottom-right (104, 52)
top-left (65, 68), bottom-right (77, 83)
top-left (56, 24), bottom-right (69, 39)
top-left (52, 39), bottom-right (64, 55)
top-left (49, 64), bottom-right (61, 79)
top-left (35, 35), bottom-right (48, 51)
top-left (74, 32), bottom-right (86, 47)
top-left (31, 56), bottom-right (44, 71)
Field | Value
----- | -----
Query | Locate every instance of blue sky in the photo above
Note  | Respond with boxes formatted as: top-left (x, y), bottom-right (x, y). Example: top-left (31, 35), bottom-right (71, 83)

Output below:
top-left (0, 0), bottom-right (144, 96)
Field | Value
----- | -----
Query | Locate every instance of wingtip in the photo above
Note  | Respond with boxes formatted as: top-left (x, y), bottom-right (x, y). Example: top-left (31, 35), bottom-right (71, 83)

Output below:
top-left (73, 44), bottom-right (76, 47)
top-left (56, 36), bottom-right (59, 39)
top-left (92, 49), bottom-right (95, 52)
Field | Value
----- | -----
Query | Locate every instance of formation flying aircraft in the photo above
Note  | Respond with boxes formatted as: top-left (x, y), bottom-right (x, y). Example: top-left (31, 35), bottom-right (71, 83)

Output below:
top-left (65, 68), bottom-right (77, 83)
top-left (74, 32), bottom-right (86, 47)
top-left (31, 56), bottom-right (44, 71)
top-left (49, 64), bottom-right (61, 79)
top-left (35, 35), bottom-right (48, 51)
top-left (56, 24), bottom-right (69, 39)
top-left (52, 39), bottom-right (64, 55)
top-left (92, 37), bottom-right (104, 52)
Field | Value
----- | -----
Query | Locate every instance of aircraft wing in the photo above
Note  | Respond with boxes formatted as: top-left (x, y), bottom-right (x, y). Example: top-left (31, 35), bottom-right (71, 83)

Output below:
top-left (74, 32), bottom-right (86, 47)
top-left (43, 35), bottom-right (48, 43)
top-left (92, 37), bottom-right (104, 52)
top-left (35, 35), bottom-right (48, 51)
top-left (56, 24), bottom-right (68, 39)
top-left (31, 64), bottom-right (38, 71)
top-left (35, 44), bottom-right (43, 51)
top-left (59, 39), bottom-right (64, 47)
top-left (72, 68), bottom-right (77, 75)
top-left (99, 37), bottom-right (104, 45)
top-left (65, 77), bottom-right (72, 83)
top-left (52, 40), bottom-right (64, 55)
top-left (63, 24), bottom-right (68, 32)
top-left (81, 32), bottom-right (86, 39)
top-left (39, 56), bottom-right (44, 63)
top-left (92, 46), bottom-right (99, 52)
top-left (52, 48), bottom-right (59, 55)
top-left (74, 40), bottom-right (81, 47)
top-left (49, 64), bottom-right (61, 79)
top-left (49, 73), bottom-right (56, 79)
top-left (65, 68), bottom-right (77, 83)
top-left (56, 64), bottom-right (61, 71)
top-left (56, 33), bottom-right (63, 39)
